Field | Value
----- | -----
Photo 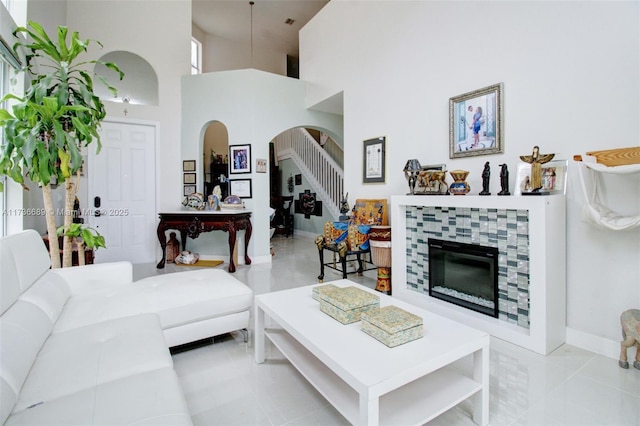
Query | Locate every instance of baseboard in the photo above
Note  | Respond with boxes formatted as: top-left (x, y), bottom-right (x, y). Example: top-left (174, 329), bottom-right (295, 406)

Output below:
top-left (566, 327), bottom-right (619, 360)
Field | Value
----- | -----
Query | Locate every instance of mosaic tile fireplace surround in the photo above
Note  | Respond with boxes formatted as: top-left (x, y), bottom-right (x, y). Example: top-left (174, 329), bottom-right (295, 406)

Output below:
top-left (390, 195), bottom-right (567, 355)
top-left (405, 206), bottom-right (531, 329)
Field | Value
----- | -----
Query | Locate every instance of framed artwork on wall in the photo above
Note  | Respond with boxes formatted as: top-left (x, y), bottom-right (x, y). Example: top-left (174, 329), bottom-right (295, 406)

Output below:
top-left (229, 178), bottom-right (252, 198)
top-left (229, 144), bottom-right (251, 174)
top-left (183, 172), bottom-right (196, 184)
top-left (183, 160), bottom-right (196, 172)
top-left (514, 160), bottom-right (568, 196)
top-left (256, 158), bottom-right (267, 173)
top-left (363, 136), bottom-right (386, 183)
top-left (449, 83), bottom-right (503, 158)
top-left (183, 185), bottom-right (196, 196)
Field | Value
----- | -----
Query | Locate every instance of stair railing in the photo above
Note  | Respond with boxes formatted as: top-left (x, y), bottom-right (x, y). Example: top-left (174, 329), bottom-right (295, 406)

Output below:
top-left (274, 128), bottom-right (343, 219)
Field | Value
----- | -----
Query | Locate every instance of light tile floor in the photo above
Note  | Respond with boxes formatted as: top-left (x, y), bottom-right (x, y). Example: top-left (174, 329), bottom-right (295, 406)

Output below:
top-left (136, 235), bottom-right (640, 426)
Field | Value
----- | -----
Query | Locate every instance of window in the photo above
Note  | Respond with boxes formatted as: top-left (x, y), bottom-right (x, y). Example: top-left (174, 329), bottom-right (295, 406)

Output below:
top-left (0, 58), bottom-right (9, 236)
top-left (191, 37), bottom-right (201, 75)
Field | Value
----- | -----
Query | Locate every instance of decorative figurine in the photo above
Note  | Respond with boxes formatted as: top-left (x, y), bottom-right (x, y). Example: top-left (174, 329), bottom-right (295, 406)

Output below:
top-left (206, 194), bottom-right (220, 211)
top-left (339, 193), bottom-right (350, 221)
top-left (416, 169), bottom-right (449, 195)
top-left (619, 309), bottom-right (640, 370)
top-left (498, 164), bottom-right (511, 195)
top-left (182, 192), bottom-right (206, 210)
top-left (519, 146), bottom-right (555, 193)
top-left (479, 161), bottom-right (491, 195)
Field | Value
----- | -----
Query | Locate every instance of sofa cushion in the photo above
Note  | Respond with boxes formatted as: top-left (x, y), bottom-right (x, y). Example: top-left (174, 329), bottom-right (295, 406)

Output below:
top-left (14, 313), bottom-right (173, 413)
top-left (20, 272), bottom-right (70, 325)
top-left (5, 368), bottom-right (192, 426)
top-left (0, 230), bottom-right (50, 315)
top-left (0, 301), bottom-right (54, 424)
top-left (54, 269), bottom-right (253, 334)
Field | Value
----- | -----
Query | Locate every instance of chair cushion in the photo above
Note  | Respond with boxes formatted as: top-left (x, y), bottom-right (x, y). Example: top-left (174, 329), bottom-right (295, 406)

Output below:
top-left (348, 224), bottom-right (371, 251)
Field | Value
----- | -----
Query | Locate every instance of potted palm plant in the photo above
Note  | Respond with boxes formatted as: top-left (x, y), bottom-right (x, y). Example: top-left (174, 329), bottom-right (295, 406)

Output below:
top-left (0, 21), bottom-right (122, 267)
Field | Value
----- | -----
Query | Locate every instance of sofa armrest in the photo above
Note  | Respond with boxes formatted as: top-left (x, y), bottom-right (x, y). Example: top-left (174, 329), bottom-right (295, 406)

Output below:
top-left (51, 262), bottom-right (133, 295)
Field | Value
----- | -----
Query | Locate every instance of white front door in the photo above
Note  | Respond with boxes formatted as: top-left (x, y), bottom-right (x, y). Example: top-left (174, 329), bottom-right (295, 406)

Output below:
top-left (88, 120), bottom-right (156, 264)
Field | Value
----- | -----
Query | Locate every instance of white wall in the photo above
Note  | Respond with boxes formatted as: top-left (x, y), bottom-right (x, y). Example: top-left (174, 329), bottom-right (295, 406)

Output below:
top-left (61, 0), bottom-right (191, 219)
top-left (181, 69), bottom-right (342, 263)
top-left (300, 0), bottom-right (640, 355)
top-left (202, 33), bottom-right (287, 76)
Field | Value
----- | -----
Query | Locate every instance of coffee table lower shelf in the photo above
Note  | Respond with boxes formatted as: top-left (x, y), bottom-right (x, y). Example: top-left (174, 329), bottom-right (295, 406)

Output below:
top-left (266, 328), bottom-right (483, 426)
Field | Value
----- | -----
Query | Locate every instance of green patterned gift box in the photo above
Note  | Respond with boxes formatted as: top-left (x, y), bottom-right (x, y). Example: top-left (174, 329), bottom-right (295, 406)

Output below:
top-left (312, 283), bottom-right (339, 301)
top-left (318, 286), bottom-right (380, 324)
top-left (361, 305), bottom-right (424, 347)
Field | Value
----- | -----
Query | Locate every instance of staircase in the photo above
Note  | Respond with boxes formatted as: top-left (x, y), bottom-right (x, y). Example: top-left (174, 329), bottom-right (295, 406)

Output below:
top-left (274, 128), bottom-right (343, 219)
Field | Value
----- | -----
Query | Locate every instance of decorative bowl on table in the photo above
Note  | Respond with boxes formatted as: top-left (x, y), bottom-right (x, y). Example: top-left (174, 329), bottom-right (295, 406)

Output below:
top-left (220, 195), bottom-right (244, 210)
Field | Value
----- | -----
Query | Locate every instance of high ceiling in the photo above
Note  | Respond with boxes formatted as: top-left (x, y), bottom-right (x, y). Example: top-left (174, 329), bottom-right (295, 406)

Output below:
top-left (192, 0), bottom-right (329, 58)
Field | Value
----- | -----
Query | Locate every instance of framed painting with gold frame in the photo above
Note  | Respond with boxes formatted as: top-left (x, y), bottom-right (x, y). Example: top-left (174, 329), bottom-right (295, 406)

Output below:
top-left (449, 83), bottom-right (503, 158)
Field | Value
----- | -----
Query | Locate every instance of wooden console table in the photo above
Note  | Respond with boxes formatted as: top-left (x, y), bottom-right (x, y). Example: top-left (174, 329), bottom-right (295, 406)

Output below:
top-left (156, 210), bottom-right (252, 272)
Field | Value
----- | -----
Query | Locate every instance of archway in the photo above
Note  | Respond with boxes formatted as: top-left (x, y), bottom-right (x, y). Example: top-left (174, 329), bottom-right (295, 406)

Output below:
top-left (269, 126), bottom-right (343, 237)
top-left (93, 51), bottom-right (159, 105)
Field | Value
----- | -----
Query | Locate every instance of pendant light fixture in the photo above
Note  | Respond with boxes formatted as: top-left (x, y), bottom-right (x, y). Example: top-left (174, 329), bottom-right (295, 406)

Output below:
top-left (249, 1), bottom-right (254, 68)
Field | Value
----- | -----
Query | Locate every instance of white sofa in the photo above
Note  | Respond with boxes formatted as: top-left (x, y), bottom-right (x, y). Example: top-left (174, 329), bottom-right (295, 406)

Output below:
top-left (0, 230), bottom-right (253, 425)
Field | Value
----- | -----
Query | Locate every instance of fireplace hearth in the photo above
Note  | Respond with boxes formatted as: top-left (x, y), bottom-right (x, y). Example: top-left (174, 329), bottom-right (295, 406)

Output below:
top-left (428, 238), bottom-right (499, 318)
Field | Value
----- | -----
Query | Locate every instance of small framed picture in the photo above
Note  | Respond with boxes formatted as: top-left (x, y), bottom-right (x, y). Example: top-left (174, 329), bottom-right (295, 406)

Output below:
top-left (449, 83), bottom-right (504, 158)
top-left (183, 173), bottom-right (196, 184)
top-left (229, 179), bottom-right (252, 198)
top-left (183, 185), bottom-right (196, 196)
top-left (363, 136), bottom-right (386, 183)
top-left (183, 160), bottom-right (196, 172)
top-left (256, 158), bottom-right (267, 173)
top-left (229, 144), bottom-right (251, 174)
top-left (295, 174), bottom-right (302, 185)
top-left (515, 160), bottom-right (568, 195)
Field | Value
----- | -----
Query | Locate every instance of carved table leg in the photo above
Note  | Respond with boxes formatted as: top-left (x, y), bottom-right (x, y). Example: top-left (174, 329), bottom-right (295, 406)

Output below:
top-left (227, 224), bottom-right (237, 273)
top-left (180, 230), bottom-right (188, 251)
top-left (243, 218), bottom-right (252, 266)
top-left (156, 222), bottom-right (167, 269)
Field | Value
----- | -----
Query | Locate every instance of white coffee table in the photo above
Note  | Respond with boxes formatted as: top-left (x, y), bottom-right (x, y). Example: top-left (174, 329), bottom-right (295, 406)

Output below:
top-left (254, 280), bottom-right (489, 426)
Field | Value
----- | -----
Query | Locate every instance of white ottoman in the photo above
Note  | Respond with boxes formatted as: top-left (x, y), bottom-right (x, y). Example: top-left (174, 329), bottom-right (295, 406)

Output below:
top-left (55, 269), bottom-right (254, 347)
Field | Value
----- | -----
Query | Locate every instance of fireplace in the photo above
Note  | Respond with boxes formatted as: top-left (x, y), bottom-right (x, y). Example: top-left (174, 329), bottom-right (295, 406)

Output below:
top-left (428, 238), bottom-right (499, 318)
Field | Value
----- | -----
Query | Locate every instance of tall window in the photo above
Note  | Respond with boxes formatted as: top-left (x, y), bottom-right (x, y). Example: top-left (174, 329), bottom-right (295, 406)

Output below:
top-left (191, 37), bottom-right (202, 75)
top-left (0, 58), bottom-right (9, 236)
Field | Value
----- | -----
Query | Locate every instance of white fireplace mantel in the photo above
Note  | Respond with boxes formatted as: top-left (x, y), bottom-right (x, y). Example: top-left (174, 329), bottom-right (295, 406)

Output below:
top-left (391, 195), bottom-right (566, 355)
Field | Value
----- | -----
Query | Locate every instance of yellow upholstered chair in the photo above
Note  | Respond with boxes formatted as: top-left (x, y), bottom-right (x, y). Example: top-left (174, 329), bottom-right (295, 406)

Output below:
top-left (315, 199), bottom-right (388, 282)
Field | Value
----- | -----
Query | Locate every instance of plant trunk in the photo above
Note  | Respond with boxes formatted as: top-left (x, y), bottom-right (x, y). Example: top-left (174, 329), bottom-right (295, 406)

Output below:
top-left (41, 183), bottom-right (61, 269)
top-left (61, 178), bottom-right (75, 267)
top-left (77, 239), bottom-right (86, 266)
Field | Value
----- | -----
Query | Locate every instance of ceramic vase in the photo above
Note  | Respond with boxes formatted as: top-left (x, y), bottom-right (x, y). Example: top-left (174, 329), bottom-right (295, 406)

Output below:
top-left (449, 170), bottom-right (471, 195)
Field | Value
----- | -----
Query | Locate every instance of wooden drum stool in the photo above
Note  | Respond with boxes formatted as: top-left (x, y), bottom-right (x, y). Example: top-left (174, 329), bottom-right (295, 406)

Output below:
top-left (369, 226), bottom-right (392, 295)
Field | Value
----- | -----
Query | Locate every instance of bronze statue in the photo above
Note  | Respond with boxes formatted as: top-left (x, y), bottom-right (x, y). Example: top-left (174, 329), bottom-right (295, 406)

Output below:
top-left (479, 161), bottom-right (491, 195)
top-left (339, 193), bottom-right (350, 221)
top-left (519, 146), bottom-right (554, 192)
top-left (498, 164), bottom-right (510, 195)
